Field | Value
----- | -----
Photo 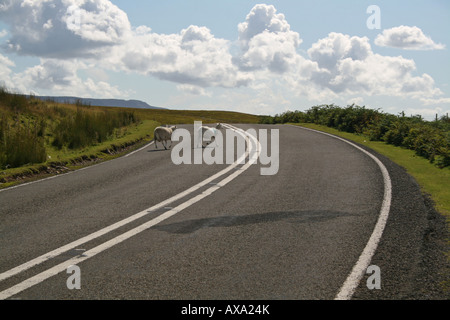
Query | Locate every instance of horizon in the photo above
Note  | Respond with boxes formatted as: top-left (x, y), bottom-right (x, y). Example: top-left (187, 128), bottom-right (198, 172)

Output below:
top-left (0, 1), bottom-right (449, 120)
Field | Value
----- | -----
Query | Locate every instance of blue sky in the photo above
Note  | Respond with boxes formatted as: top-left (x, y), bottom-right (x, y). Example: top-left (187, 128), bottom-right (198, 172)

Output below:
top-left (0, 0), bottom-right (449, 119)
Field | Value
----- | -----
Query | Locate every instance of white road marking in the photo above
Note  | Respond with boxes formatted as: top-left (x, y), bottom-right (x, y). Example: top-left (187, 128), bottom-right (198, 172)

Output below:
top-left (0, 137), bottom-right (156, 194)
top-left (289, 125), bottom-right (392, 300)
top-left (0, 126), bottom-right (243, 282)
top-left (0, 143), bottom-right (145, 194)
top-left (124, 141), bottom-right (154, 157)
top-left (0, 124), bottom-right (260, 300)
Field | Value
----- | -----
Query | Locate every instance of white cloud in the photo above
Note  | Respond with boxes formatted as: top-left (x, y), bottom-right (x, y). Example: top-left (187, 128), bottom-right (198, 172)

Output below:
top-left (0, 0), bottom-right (131, 58)
top-left (116, 25), bottom-right (251, 88)
top-left (0, 2), bottom-right (448, 118)
top-left (304, 32), bottom-right (443, 101)
top-left (237, 4), bottom-right (293, 47)
top-left (12, 58), bottom-right (128, 98)
top-left (308, 32), bottom-right (371, 71)
top-left (234, 4), bottom-right (302, 73)
top-left (374, 25), bottom-right (445, 50)
top-left (0, 53), bottom-right (15, 89)
top-left (62, 0), bottom-right (131, 43)
top-left (176, 84), bottom-right (211, 96)
top-left (420, 97), bottom-right (450, 106)
top-left (347, 97), bottom-right (364, 106)
top-left (404, 107), bottom-right (448, 119)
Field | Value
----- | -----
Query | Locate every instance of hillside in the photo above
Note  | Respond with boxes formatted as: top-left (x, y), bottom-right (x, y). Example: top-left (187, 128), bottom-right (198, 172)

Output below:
top-left (33, 95), bottom-right (165, 109)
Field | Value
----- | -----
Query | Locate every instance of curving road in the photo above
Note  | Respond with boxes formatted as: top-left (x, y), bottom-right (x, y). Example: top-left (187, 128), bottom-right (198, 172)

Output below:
top-left (0, 124), bottom-right (445, 300)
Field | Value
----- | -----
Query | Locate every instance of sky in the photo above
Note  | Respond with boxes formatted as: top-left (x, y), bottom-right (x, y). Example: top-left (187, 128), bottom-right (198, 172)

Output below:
top-left (0, 0), bottom-right (449, 120)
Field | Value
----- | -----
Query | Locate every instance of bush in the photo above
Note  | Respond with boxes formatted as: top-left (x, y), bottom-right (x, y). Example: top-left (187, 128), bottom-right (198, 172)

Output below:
top-left (267, 104), bottom-right (449, 168)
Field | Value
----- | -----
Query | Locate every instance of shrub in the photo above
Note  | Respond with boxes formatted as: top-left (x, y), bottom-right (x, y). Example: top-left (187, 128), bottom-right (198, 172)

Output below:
top-left (268, 104), bottom-right (449, 168)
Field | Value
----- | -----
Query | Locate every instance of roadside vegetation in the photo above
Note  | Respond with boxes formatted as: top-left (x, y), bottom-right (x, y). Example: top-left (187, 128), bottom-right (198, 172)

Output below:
top-left (261, 104), bottom-right (450, 169)
top-left (0, 87), bottom-right (260, 188)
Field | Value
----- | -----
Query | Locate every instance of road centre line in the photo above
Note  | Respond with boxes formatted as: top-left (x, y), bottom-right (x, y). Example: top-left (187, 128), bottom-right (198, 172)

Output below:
top-left (289, 125), bottom-right (392, 300)
top-left (0, 124), bottom-right (260, 299)
top-left (0, 124), bottom-right (248, 282)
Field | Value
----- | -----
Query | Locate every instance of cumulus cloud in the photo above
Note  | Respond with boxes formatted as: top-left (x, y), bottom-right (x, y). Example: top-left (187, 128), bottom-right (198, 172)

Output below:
top-left (176, 84), bottom-right (211, 96)
top-left (234, 4), bottom-right (302, 73)
top-left (303, 32), bottom-right (442, 100)
top-left (0, 0), bottom-right (131, 58)
top-left (9, 58), bottom-right (128, 97)
top-left (0, 1), bottom-right (447, 114)
top-left (374, 25), bottom-right (445, 50)
top-left (116, 25), bottom-right (251, 88)
top-left (308, 32), bottom-right (371, 70)
top-left (0, 53), bottom-right (14, 88)
top-left (21, 59), bottom-right (81, 90)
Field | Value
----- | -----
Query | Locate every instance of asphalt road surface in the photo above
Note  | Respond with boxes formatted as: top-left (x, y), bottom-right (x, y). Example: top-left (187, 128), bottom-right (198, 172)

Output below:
top-left (0, 124), bottom-right (447, 300)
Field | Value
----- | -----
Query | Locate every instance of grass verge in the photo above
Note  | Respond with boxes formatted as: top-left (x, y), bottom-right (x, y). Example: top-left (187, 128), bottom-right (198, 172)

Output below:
top-left (0, 119), bottom-right (158, 189)
top-left (0, 106), bottom-right (261, 190)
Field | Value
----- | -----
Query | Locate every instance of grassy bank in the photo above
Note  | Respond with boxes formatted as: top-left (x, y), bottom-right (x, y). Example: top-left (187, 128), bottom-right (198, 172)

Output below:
top-left (290, 123), bottom-right (450, 221)
top-left (0, 89), bottom-right (261, 189)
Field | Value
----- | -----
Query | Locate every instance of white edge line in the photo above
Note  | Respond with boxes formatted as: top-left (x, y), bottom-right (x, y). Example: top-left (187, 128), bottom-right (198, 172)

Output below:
top-left (0, 139), bottom-right (157, 194)
top-left (0, 124), bottom-right (259, 299)
top-left (124, 141), bottom-right (154, 157)
top-left (288, 125), bottom-right (392, 300)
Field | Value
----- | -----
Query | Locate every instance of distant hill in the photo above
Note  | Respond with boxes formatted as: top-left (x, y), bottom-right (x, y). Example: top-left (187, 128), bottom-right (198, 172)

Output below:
top-left (33, 96), bottom-right (166, 109)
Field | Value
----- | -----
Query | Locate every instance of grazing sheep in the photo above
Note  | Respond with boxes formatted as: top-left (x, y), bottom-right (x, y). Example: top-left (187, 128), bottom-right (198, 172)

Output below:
top-left (197, 123), bottom-right (222, 148)
top-left (154, 125), bottom-right (177, 150)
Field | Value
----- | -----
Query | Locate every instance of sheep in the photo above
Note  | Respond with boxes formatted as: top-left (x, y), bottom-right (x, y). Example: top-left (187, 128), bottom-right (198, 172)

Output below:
top-left (197, 123), bottom-right (222, 148)
top-left (153, 125), bottom-right (177, 150)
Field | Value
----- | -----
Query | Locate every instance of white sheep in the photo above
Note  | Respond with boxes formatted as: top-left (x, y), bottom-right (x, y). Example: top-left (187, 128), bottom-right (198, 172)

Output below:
top-left (197, 123), bottom-right (222, 148)
top-left (154, 125), bottom-right (177, 150)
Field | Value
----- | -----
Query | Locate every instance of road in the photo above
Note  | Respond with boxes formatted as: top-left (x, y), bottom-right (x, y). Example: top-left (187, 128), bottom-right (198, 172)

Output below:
top-left (0, 124), bottom-right (446, 300)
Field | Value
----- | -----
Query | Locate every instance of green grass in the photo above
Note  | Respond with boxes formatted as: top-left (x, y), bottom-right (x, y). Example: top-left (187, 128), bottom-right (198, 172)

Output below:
top-left (290, 123), bottom-right (450, 221)
top-left (0, 119), bottom-right (159, 188)
top-left (0, 96), bottom-right (262, 189)
top-left (46, 119), bottom-right (159, 164)
top-left (124, 107), bottom-right (262, 125)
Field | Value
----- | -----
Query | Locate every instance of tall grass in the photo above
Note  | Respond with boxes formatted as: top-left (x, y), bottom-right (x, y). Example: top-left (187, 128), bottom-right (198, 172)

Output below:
top-left (0, 117), bottom-right (47, 168)
top-left (51, 107), bottom-right (139, 150)
top-left (0, 87), bottom-right (139, 169)
top-left (0, 88), bottom-right (47, 168)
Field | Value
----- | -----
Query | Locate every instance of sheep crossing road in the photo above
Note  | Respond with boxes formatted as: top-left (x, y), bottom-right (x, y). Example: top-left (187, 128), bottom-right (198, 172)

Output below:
top-left (0, 124), bottom-right (443, 300)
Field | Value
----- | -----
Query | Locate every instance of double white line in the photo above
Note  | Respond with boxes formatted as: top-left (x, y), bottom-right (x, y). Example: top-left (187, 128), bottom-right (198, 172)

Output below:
top-left (0, 124), bottom-right (260, 300)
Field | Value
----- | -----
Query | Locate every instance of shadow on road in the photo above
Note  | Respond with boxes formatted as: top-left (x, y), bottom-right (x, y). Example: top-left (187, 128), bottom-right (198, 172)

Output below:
top-left (153, 210), bottom-right (356, 234)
